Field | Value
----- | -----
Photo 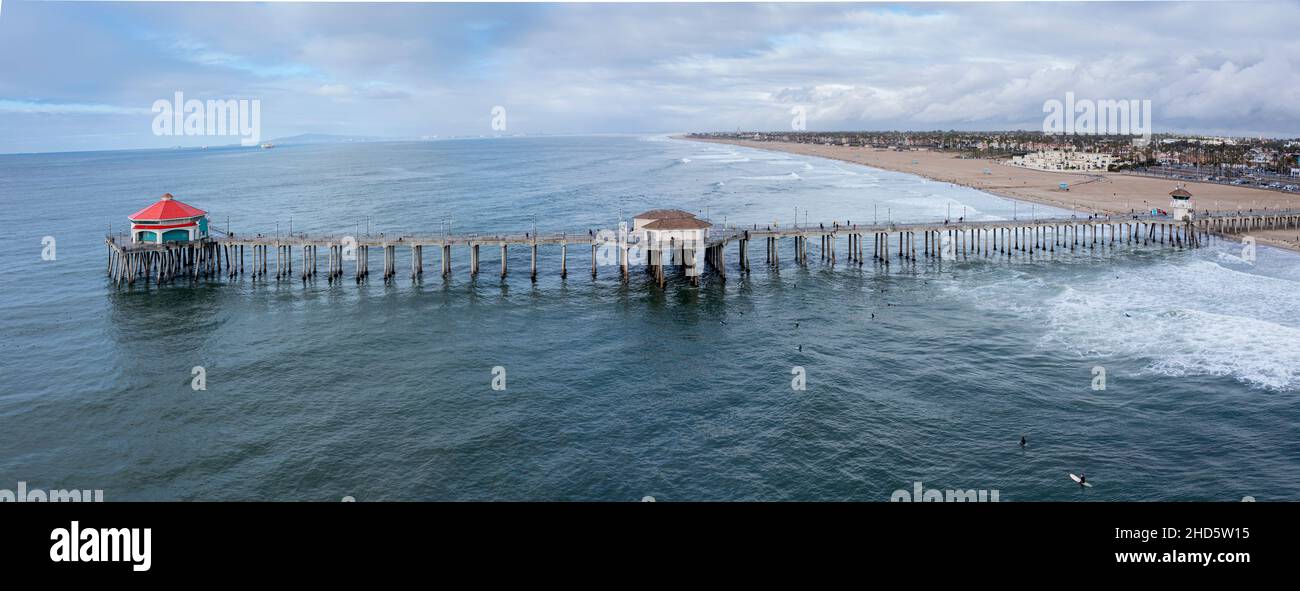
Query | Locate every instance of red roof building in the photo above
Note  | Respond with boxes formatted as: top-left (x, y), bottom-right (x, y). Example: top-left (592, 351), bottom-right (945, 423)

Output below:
top-left (128, 193), bottom-right (209, 244)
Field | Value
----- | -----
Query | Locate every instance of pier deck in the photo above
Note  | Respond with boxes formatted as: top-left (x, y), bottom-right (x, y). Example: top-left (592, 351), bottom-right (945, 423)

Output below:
top-left (105, 209), bottom-right (1300, 288)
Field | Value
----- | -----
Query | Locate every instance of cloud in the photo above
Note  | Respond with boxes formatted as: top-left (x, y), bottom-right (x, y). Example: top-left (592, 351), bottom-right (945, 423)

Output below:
top-left (1, 1), bottom-right (1298, 153)
top-left (314, 84), bottom-right (353, 97)
top-left (0, 99), bottom-right (148, 116)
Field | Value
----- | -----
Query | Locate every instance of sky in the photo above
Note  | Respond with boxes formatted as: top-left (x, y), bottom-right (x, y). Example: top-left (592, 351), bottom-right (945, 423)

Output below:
top-left (0, 1), bottom-right (1298, 153)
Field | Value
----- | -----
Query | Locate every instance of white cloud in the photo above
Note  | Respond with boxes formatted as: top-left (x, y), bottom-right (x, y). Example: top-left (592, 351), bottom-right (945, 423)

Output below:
top-left (2, 1), bottom-right (1298, 153)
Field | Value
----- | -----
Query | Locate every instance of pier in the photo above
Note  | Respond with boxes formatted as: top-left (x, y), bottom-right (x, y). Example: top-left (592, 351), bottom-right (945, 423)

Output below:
top-left (104, 209), bottom-right (1300, 289)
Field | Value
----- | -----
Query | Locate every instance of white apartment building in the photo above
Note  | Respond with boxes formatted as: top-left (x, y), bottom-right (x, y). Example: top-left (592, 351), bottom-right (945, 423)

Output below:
top-left (1008, 150), bottom-right (1116, 172)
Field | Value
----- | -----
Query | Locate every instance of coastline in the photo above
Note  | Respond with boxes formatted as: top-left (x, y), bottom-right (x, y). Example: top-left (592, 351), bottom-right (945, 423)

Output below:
top-left (681, 135), bottom-right (1300, 253)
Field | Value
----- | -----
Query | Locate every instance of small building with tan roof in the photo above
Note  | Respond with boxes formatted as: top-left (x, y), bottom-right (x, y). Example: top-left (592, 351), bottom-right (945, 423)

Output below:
top-left (632, 208), bottom-right (710, 250)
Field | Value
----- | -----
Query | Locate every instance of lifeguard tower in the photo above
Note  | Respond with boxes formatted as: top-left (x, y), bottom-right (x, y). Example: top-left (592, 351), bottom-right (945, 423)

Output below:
top-left (1169, 187), bottom-right (1193, 221)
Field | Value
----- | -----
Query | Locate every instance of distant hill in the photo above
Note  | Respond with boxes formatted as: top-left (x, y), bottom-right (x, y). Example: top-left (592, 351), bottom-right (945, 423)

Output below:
top-left (266, 133), bottom-right (388, 145)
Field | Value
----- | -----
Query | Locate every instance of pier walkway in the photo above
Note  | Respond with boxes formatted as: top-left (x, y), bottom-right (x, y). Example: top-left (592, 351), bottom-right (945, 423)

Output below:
top-left (105, 209), bottom-right (1300, 288)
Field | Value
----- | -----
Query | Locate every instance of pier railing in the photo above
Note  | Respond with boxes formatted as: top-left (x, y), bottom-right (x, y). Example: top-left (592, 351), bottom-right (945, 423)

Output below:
top-left (105, 209), bottom-right (1300, 288)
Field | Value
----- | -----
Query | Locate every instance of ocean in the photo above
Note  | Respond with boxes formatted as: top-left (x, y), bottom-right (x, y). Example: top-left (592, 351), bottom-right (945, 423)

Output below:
top-left (1, 135), bottom-right (1297, 500)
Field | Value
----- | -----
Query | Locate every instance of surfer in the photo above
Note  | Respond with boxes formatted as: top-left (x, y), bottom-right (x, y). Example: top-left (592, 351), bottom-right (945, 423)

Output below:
top-left (1019, 435), bottom-right (1026, 448)
top-left (1078, 472), bottom-right (1086, 486)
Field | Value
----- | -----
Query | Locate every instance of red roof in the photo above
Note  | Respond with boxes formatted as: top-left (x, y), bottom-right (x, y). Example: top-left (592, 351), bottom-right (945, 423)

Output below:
top-left (129, 193), bottom-right (206, 221)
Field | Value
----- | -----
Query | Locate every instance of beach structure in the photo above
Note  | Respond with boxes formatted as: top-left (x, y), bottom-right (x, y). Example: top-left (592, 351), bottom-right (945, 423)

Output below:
top-left (1170, 187), bottom-right (1194, 221)
top-left (632, 209), bottom-right (711, 286)
top-left (103, 196), bottom-right (1300, 289)
top-left (128, 193), bottom-right (209, 244)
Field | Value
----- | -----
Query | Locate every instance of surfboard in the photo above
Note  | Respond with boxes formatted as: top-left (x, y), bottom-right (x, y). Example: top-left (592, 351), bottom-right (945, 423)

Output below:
top-left (1069, 473), bottom-right (1093, 487)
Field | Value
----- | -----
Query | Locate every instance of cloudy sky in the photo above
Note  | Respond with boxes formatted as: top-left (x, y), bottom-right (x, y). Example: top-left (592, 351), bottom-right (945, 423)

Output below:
top-left (0, 1), bottom-right (1297, 153)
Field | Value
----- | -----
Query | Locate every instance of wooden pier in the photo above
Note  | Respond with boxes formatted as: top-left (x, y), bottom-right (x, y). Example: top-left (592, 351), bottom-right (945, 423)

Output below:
top-left (105, 210), bottom-right (1300, 288)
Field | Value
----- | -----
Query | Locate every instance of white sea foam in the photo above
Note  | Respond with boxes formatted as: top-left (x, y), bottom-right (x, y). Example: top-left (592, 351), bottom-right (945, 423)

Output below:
top-left (736, 172), bottom-right (802, 181)
top-left (690, 152), bottom-right (744, 160)
top-left (1039, 259), bottom-right (1300, 390)
top-left (938, 253), bottom-right (1300, 390)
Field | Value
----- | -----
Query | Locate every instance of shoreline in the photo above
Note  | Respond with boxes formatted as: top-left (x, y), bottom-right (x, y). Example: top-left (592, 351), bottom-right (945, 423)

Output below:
top-left (681, 135), bottom-right (1300, 253)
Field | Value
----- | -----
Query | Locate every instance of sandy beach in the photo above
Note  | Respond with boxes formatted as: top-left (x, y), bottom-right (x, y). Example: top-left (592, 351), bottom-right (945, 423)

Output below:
top-left (687, 136), bottom-right (1300, 252)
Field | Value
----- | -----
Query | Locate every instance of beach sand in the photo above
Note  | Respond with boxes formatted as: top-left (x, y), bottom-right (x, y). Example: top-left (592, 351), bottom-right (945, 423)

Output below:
top-left (686, 136), bottom-right (1300, 252)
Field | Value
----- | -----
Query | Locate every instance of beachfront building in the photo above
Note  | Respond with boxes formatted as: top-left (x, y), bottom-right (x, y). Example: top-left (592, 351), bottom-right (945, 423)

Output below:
top-left (1008, 150), bottom-right (1116, 172)
top-left (128, 193), bottom-right (209, 244)
top-left (1169, 187), bottom-right (1194, 221)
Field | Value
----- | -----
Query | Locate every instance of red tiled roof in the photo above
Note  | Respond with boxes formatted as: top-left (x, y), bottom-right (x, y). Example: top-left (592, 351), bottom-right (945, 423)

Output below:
top-left (129, 193), bottom-right (206, 221)
top-left (1169, 188), bottom-right (1193, 198)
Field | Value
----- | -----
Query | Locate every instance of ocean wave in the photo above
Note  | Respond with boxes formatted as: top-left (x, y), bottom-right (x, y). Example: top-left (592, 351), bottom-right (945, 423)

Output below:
top-left (736, 172), bottom-right (802, 181)
top-left (935, 252), bottom-right (1300, 391)
top-left (1040, 260), bottom-right (1300, 391)
top-left (690, 152), bottom-right (744, 160)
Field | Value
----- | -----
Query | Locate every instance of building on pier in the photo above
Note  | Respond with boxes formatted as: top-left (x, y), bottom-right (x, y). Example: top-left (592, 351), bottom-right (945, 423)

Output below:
top-left (632, 209), bottom-right (698, 232)
top-left (633, 209), bottom-right (711, 258)
top-left (128, 193), bottom-right (209, 244)
top-left (1169, 187), bottom-right (1194, 221)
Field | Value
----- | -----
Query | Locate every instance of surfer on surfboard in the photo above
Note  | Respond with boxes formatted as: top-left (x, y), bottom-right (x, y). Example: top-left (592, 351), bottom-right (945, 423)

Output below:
top-left (1019, 435), bottom-right (1026, 448)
